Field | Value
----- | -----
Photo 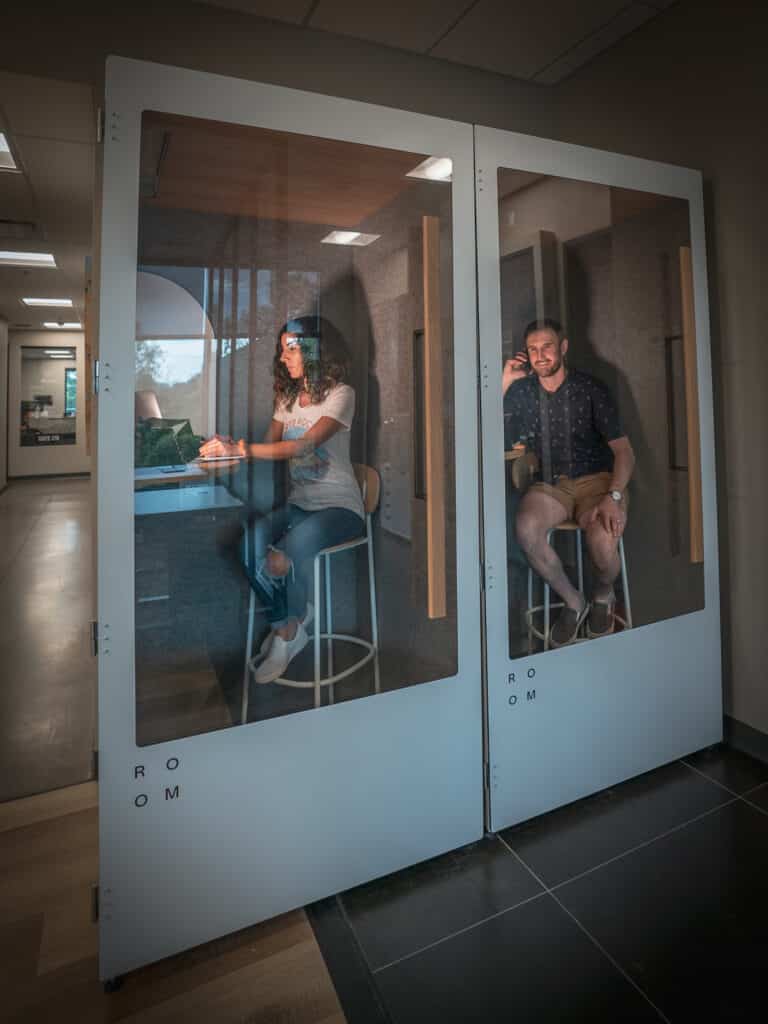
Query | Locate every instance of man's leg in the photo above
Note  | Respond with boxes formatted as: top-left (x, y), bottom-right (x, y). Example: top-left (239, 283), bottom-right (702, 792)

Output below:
top-left (515, 489), bottom-right (583, 612)
top-left (584, 523), bottom-right (621, 604)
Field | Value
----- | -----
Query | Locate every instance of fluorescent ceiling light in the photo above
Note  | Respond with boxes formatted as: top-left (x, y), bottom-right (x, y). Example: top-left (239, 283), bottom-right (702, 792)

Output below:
top-left (321, 230), bottom-right (380, 247)
top-left (43, 321), bottom-right (81, 329)
top-left (44, 348), bottom-right (74, 355)
top-left (0, 132), bottom-right (18, 172)
top-left (49, 353), bottom-right (73, 358)
top-left (0, 250), bottom-right (56, 268)
top-left (406, 156), bottom-right (453, 182)
top-left (23, 297), bottom-right (73, 307)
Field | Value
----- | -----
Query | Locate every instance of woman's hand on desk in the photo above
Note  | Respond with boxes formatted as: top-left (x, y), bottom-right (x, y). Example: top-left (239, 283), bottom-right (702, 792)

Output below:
top-left (199, 435), bottom-right (246, 459)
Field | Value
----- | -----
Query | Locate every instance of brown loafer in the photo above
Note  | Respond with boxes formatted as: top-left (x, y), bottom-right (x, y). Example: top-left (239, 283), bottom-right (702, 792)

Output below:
top-left (550, 600), bottom-right (589, 647)
top-left (587, 599), bottom-right (615, 638)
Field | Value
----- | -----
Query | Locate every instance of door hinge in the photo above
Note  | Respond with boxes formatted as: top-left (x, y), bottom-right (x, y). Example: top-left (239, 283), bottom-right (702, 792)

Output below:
top-left (91, 884), bottom-right (99, 923)
top-left (90, 620), bottom-right (99, 656)
top-left (92, 358), bottom-right (100, 396)
top-left (91, 748), bottom-right (99, 779)
top-left (96, 107), bottom-right (105, 144)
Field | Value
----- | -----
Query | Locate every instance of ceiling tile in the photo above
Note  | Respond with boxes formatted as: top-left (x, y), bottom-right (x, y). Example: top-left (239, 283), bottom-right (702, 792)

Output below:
top-left (13, 138), bottom-right (93, 247)
top-left (431, 0), bottom-right (632, 79)
top-left (309, 0), bottom-right (473, 53)
top-left (0, 173), bottom-right (37, 227)
top-left (0, 72), bottom-right (94, 144)
top-left (534, 3), bottom-right (657, 84)
top-left (192, 0), bottom-right (314, 24)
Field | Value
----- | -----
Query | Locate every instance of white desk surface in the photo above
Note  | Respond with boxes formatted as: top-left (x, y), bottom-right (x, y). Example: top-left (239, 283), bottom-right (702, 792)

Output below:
top-left (134, 484), bottom-right (244, 516)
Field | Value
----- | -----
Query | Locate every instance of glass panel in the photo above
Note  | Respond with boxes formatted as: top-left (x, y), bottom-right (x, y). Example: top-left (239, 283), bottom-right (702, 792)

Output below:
top-left (20, 345), bottom-right (77, 446)
top-left (134, 111), bottom-right (457, 745)
top-left (498, 170), bottom-right (704, 658)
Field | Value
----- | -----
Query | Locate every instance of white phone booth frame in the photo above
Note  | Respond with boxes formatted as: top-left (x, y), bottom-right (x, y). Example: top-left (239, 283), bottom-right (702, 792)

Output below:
top-left (97, 56), bottom-right (483, 981)
top-left (475, 125), bottom-right (722, 832)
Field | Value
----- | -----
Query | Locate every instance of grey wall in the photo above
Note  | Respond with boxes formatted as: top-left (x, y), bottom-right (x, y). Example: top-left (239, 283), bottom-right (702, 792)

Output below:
top-left (0, 321), bottom-right (7, 493)
top-left (4, 0), bottom-right (763, 729)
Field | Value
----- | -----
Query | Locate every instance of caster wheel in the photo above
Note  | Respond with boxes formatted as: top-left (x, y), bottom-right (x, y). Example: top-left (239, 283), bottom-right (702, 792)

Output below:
top-left (103, 977), bottom-right (123, 993)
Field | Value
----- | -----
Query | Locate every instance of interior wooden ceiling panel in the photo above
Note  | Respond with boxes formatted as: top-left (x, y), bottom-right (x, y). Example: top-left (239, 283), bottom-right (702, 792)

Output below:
top-left (309, 0), bottom-right (472, 54)
top-left (140, 112), bottom-right (428, 226)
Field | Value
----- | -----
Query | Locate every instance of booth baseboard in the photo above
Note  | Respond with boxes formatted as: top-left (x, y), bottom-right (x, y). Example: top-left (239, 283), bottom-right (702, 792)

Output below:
top-left (724, 715), bottom-right (768, 766)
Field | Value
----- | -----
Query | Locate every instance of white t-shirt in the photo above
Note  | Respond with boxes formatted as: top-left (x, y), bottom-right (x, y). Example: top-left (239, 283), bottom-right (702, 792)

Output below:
top-left (273, 383), bottom-right (364, 520)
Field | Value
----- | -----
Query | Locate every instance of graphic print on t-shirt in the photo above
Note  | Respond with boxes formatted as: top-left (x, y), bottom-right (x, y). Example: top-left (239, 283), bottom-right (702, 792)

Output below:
top-left (284, 424), bottom-right (330, 482)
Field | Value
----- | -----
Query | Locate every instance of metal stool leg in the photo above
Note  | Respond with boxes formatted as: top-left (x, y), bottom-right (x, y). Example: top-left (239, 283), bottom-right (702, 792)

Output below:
top-left (241, 589), bottom-right (255, 725)
top-left (527, 565), bottom-right (534, 654)
top-left (543, 528), bottom-right (553, 651)
top-left (619, 536), bottom-right (633, 628)
top-left (313, 555), bottom-right (321, 709)
top-left (366, 516), bottom-right (380, 694)
top-left (325, 553), bottom-right (334, 704)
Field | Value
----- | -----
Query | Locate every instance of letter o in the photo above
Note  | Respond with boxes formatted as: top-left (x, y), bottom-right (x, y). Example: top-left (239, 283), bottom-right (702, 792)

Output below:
top-left (166, 757), bottom-right (179, 771)
top-left (508, 695), bottom-right (518, 706)
top-left (135, 794), bottom-right (148, 808)
top-left (527, 668), bottom-right (536, 679)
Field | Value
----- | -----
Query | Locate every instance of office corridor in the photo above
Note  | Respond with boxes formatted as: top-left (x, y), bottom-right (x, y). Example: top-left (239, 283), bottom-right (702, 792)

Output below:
top-left (0, 477), bottom-right (95, 802)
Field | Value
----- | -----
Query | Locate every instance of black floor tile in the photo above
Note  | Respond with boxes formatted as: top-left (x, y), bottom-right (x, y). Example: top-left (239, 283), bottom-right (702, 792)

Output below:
top-left (500, 759), bottom-right (732, 888)
top-left (340, 837), bottom-right (543, 970)
top-left (374, 893), bottom-right (665, 1023)
top-left (743, 782), bottom-right (768, 814)
top-left (556, 800), bottom-right (768, 1023)
top-left (306, 896), bottom-right (391, 1024)
top-left (682, 744), bottom-right (768, 794)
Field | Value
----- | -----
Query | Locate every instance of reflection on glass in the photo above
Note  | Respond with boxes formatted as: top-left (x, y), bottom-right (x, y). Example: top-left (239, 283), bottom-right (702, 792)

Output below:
top-left (20, 345), bottom-right (77, 446)
top-left (134, 112), bottom-right (457, 745)
top-left (499, 172), bottom-right (704, 658)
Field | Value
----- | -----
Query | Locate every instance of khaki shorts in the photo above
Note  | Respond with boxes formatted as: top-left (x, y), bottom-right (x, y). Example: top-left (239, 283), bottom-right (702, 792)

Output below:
top-left (529, 471), bottom-right (629, 522)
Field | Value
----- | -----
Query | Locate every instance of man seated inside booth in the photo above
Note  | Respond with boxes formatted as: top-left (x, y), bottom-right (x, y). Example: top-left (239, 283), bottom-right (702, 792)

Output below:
top-left (502, 318), bottom-right (635, 647)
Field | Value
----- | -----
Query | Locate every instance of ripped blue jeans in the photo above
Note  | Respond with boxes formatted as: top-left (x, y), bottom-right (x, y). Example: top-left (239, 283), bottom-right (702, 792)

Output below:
top-left (247, 504), bottom-right (364, 628)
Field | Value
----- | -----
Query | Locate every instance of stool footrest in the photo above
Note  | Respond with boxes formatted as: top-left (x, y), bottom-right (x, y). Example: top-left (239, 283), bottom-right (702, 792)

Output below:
top-left (525, 605), bottom-right (630, 645)
top-left (268, 633), bottom-right (377, 689)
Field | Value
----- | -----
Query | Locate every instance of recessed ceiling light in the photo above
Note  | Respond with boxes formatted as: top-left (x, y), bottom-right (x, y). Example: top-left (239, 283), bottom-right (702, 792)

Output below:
top-left (22, 297), bottom-right (73, 307)
top-left (0, 250), bottom-right (56, 268)
top-left (43, 321), bottom-right (81, 329)
top-left (0, 133), bottom-right (19, 172)
top-left (321, 230), bottom-right (380, 247)
top-left (406, 156), bottom-right (453, 182)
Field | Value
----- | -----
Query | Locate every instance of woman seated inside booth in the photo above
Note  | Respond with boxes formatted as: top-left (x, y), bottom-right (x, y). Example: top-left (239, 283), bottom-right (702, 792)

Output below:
top-left (199, 315), bottom-right (364, 683)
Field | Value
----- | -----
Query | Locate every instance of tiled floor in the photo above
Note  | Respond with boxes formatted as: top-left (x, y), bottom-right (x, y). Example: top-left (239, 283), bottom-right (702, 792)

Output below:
top-left (0, 476), bottom-right (96, 802)
top-left (309, 744), bottom-right (768, 1023)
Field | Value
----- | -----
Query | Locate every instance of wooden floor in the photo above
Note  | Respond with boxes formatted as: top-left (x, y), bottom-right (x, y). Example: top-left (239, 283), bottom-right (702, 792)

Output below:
top-left (0, 782), bottom-right (346, 1023)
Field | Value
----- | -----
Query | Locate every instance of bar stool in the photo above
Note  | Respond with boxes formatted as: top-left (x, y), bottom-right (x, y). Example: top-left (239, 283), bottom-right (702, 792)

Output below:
top-left (241, 464), bottom-right (380, 720)
top-left (526, 522), bottom-right (632, 652)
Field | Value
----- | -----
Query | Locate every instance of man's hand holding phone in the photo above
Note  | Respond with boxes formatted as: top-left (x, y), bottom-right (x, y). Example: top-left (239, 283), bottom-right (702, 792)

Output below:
top-left (502, 351), bottom-right (531, 395)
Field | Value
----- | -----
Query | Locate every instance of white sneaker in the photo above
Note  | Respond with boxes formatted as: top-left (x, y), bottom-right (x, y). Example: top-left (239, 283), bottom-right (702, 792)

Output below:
top-left (253, 621), bottom-right (309, 684)
top-left (256, 603), bottom-right (314, 659)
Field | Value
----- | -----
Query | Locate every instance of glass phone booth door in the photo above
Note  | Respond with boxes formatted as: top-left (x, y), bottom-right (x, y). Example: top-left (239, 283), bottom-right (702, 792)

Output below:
top-left (97, 57), bottom-right (483, 980)
top-left (475, 126), bottom-right (722, 831)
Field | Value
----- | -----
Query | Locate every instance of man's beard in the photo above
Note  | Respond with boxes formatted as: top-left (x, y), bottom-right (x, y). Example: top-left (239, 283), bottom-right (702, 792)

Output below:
top-left (534, 355), bottom-right (563, 378)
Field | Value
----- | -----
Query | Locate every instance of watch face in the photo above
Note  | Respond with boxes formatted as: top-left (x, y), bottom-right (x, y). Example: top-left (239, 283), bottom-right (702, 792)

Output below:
top-left (611, 490), bottom-right (622, 501)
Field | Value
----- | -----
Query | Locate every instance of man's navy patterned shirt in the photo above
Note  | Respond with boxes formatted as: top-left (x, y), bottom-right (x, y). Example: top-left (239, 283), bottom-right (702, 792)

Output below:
top-left (503, 369), bottom-right (624, 483)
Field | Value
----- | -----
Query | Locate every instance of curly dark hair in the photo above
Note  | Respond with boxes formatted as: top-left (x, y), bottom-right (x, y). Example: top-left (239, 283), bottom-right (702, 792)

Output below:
top-left (273, 315), bottom-right (351, 411)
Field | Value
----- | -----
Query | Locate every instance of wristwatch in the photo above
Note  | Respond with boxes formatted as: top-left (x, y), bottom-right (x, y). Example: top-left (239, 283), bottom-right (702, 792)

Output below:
top-left (609, 490), bottom-right (622, 503)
